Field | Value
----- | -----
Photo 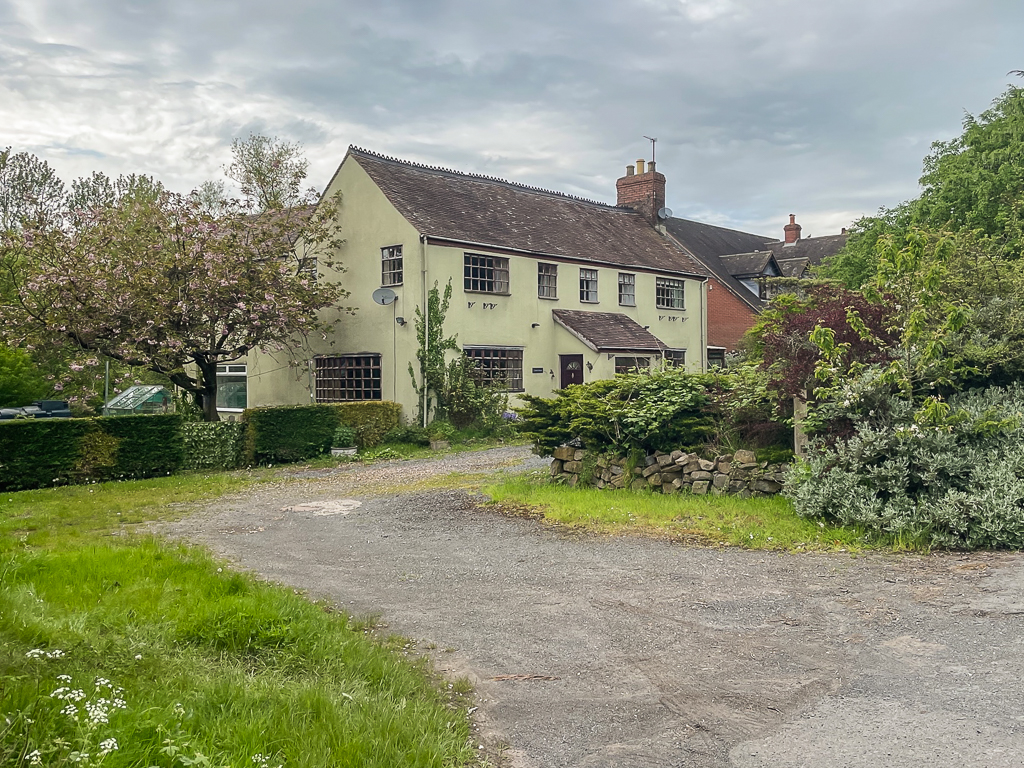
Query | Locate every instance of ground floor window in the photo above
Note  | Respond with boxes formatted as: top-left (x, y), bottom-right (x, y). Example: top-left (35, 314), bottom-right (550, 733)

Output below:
top-left (663, 349), bottom-right (686, 367)
top-left (707, 348), bottom-right (726, 368)
top-left (464, 347), bottom-right (524, 392)
top-left (614, 356), bottom-right (650, 374)
top-left (216, 363), bottom-right (247, 410)
top-left (315, 354), bottom-right (382, 402)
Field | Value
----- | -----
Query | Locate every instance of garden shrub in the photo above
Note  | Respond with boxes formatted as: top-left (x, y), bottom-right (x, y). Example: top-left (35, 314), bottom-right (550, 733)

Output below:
top-left (181, 422), bottom-right (247, 470)
top-left (787, 385), bottom-right (1024, 549)
top-left (0, 414), bottom-right (183, 491)
top-left (334, 401), bottom-right (402, 448)
top-left (518, 368), bottom-right (718, 456)
top-left (243, 402), bottom-right (401, 463)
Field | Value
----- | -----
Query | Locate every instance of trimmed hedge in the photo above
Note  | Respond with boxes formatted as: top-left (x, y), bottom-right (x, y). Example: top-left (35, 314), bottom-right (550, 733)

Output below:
top-left (0, 414), bottom-right (184, 491)
top-left (243, 402), bottom-right (402, 464)
top-left (181, 422), bottom-right (247, 471)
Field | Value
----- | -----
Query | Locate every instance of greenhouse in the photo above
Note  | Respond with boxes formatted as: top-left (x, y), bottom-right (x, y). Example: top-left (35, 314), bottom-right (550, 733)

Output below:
top-left (102, 385), bottom-right (174, 416)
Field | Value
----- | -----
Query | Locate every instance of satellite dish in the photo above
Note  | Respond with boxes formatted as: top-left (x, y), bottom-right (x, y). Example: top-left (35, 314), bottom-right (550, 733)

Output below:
top-left (372, 288), bottom-right (397, 306)
top-left (657, 207), bottom-right (674, 220)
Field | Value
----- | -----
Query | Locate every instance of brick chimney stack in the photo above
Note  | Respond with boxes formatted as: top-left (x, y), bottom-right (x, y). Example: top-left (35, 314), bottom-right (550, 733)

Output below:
top-left (616, 158), bottom-right (666, 225)
top-left (784, 213), bottom-right (802, 245)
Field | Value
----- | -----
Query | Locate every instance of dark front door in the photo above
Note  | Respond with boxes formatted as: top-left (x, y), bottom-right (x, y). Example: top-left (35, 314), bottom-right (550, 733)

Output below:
top-left (559, 354), bottom-right (584, 388)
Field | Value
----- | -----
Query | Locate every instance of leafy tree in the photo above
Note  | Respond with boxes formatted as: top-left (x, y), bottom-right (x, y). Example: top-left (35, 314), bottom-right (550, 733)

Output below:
top-left (225, 135), bottom-right (313, 211)
top-left (821, 82), bottom-right (1024, 286)
top-left (0, 346), bottom-right (48, 407)
top-left (1, 190), bottom-right (346, 421)
top-left (0, 148), bottom-right (66, 231)
top-left (916, 86), bottom-right (1024, 258)
top-left (751, 284), bottom-right (896, 405)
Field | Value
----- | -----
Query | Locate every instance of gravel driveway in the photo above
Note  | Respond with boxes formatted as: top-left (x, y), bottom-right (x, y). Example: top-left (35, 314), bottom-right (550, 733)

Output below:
top-left (167, 446), bottom-right (1024, 767)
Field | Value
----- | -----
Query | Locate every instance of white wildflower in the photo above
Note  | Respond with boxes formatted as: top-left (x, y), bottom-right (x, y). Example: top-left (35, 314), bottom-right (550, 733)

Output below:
top-left (25, 749), bottom-right (41, 765)
top-left (99, 738), bottom-right (118, 755)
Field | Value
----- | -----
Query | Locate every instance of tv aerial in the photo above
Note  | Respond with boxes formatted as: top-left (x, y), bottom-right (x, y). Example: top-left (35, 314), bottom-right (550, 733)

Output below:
top-left (371, 287), bottom-right (397, 306)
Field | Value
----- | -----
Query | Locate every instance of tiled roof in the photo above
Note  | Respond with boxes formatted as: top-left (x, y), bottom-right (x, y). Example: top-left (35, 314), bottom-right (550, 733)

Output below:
top-left (663, 217), bottom-right (774, 259)
top-left (776, 256), bottom-right (810, 278)
top-left (719, 251), bottom-right (776, 278)
top-left (347, 147), bottom-right (710, 278)
top-left (763, 233), bottom-right (849, 267)
top-left (552, 309), bottom-right (667, 352)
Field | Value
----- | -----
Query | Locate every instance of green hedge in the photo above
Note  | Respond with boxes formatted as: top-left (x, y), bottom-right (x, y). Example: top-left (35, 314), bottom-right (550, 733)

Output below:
top-left (0, 414), bottom-right (184, 491)
top-left (243, 402), bottom-right (402, 464)
top-left (181, 422), bottom-right (247, 471)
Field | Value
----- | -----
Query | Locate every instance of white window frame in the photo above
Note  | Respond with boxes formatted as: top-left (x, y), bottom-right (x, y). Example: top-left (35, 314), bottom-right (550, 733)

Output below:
top-left (215, 363), bottom-right (247, 412)
top-left (580, 268), bottom-right (599, 303)
top-left (618, 272), bottom-right (636, 306)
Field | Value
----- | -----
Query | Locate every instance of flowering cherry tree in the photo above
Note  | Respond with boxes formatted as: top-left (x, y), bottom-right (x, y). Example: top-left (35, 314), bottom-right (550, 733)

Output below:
top-left (1, 190), bottom-right (346, 421)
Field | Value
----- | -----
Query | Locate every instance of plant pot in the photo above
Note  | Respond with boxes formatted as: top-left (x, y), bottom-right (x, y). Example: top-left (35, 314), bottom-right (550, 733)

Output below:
top-left (331, 447), bottom-right (358, 457)
top-left (429, 439), bottom-right (450, 451)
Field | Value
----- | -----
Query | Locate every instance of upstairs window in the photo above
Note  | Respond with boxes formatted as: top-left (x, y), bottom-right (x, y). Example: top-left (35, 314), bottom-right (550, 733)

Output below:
top-left (618, 273), bottom-right (635, 306)
top-left (538, 262), bottom-right (558, 299)
top-left (315, 355), bottom-right (382, 402)
top-left (465, 254), bottom-right (510, 294)
top-left (381, 245), bottom-right (403, 286)
top-left (656, 277), bottom-right (685, 309)
top-left (580, 268), bottom-right (598, 303)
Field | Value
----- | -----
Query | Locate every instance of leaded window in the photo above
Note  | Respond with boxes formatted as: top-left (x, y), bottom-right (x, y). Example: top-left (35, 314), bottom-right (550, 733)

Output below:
top-left (580, 268), bottom-right (598, 303)
top-left (614, 356), bottom-right (650, 374)
top-left (656, 277), bottom-right (685, 309)
top-left (663, 349), bottom-right (686, 368)
top-left (381, 245), bottom-right (403, 286)
top-left (538, 263), bottom-right (558, 299)
top-left (464, 254), bottom-right (510, 293)
top-left (618, 273), bottom-right (635, 306)
top-left (315, 355), bottom-right (382, 402)
top-left (464, 347), bottom-right (524, 392)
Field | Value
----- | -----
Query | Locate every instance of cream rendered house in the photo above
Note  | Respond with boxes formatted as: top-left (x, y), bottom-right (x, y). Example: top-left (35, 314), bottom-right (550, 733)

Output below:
top-left (234, 148), bottom-right (711, 421)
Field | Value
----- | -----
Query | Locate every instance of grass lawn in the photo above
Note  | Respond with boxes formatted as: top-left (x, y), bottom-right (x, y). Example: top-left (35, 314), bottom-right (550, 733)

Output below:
top-left (0, 472), bottom-right (477, 768)
top-left (484, 470), bottom-right (889, 552)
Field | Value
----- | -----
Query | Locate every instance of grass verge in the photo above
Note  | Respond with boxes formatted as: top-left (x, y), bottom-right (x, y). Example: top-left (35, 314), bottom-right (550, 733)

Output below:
top-left (0, 473), bottom-right (476, 768)
top-left (484, 471), bottom-right (886, 552)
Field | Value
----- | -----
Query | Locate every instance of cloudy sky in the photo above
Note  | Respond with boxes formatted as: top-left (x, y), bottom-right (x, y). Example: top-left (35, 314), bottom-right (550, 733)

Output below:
top-left (2, 0), bottom-right (1021, 238)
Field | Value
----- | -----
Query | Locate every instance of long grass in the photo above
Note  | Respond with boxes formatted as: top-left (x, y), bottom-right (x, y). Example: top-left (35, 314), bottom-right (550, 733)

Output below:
top-left (0, 472), bottom-right (476, 768)
top-left (484, 471), bottom-right (885, 552)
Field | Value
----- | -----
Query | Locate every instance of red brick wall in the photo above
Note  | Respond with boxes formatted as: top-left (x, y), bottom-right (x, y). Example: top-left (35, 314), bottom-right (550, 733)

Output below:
top-left (707, 278), bottom-right (757, 350)
top-left (615, 170), bottom-right (665, 223)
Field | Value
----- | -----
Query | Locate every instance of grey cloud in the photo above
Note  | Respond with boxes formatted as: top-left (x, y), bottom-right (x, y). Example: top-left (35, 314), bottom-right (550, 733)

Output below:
top-left (2, 0), bottom-right (1022, 234)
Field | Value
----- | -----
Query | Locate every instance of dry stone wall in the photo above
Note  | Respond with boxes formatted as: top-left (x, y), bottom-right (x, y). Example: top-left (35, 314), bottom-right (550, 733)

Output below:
top-left (549, 446), bottom-right (787, 497)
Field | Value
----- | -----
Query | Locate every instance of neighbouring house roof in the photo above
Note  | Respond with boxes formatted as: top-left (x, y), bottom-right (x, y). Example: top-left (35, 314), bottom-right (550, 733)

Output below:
top-left (718, 251), bottom-right (780, 279)
top-left (763, 233), bottom-right (849, 269)
top-left (346, 147), bottom-right (710, 279)
top-left (663, 217), bottom-right (774, 259)
top-left (552, 309), bottom-right (667, 352)
top-left (663, 218), bottom-right (775, 312)
top-left (776, 256), bottom-right (810, 278)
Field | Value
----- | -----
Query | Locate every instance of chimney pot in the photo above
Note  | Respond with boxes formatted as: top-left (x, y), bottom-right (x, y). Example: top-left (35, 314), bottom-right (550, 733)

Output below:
top-left (648, 160), bottom-right (656, 173)
top-left (636, 159), bottom-right (645, 174)
top-left (626, 164), bottom-right (635, 176)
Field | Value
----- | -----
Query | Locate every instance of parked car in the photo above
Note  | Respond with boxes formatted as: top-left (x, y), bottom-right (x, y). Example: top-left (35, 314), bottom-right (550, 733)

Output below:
top-left (0, 400), bottom-right (73, 420)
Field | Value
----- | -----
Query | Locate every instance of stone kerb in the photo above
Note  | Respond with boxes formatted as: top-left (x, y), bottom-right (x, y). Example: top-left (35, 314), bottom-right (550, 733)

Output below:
top-left (549, 447), bottom-right (787, 497)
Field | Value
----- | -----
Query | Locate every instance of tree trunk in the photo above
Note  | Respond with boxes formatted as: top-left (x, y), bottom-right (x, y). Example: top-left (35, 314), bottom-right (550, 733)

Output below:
top-left (195, 358), bottom-right (221, 422)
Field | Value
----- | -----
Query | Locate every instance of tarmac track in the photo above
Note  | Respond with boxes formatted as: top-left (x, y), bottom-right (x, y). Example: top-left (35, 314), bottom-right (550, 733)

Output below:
top-left (166, 447), bottom-right (1024, 767)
